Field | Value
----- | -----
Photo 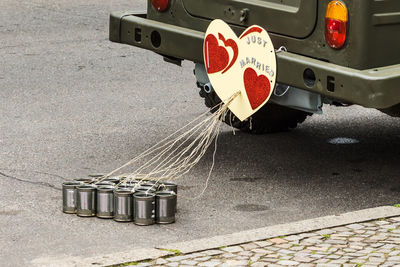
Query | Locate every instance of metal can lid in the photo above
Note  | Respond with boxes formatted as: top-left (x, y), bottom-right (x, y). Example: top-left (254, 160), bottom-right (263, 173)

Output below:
top-left (135, 186), bottom-right (156, 193)
top-left (114, 188), bottom-right (133, 195)
top-left (74, 178), bottom-right (93, 183)
top-left (138, 184), bottom-right (156, 189)
top-left (77, 184), bottom-right (97, 192)
top-left (104, 177), bottom-right (121, 183)
top-left (134, 191), bottom-right (155, 199)
top-left (117, 184), bottom-right (134, 190)
top-left (94, 181), bottom-right (114, 186)
top-left (141, 180), bottom-right (158, 185)
top-left (62, 181), bottom-right (82, 189)
top-left (97, 185), bottom-right (115, 192)
top-left (155, 190), bottom-right (176, 198)
top-left (159, 181), bottom-right (177, 189)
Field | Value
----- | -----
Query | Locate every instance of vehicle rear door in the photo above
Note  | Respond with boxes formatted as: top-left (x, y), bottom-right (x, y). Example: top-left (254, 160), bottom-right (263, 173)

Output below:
top-left (182, 0), bottom-right (318, 38)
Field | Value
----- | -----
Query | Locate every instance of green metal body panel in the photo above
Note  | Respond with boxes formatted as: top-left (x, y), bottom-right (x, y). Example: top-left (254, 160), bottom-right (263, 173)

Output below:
top-left (109, 0), bottom-right (400, 108)
top-left (181, 0), bottom-right (318, 38)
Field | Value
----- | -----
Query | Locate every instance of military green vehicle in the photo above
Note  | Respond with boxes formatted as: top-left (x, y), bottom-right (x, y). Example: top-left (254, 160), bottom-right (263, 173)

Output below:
top-left (109, 0), bottom-right (400, 133)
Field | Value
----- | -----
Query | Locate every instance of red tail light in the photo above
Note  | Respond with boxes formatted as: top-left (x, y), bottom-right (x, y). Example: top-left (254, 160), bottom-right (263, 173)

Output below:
top-left (325, 1), bottom-right (348, 49)
top-left (152, 0), bottom-right (169, 12)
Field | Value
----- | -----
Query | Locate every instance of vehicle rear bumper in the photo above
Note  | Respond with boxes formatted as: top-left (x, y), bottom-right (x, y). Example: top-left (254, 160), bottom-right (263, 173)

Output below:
top-left (110, 12), bottom-right (400, 109)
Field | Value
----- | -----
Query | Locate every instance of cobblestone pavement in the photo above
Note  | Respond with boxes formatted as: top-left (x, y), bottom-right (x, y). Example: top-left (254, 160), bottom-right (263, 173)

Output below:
top-left (129, 216), bottom-right (400, 267)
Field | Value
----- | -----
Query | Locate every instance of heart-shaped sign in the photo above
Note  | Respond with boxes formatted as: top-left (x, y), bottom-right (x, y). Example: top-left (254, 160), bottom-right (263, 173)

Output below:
top-left (204, 20), bottom-right (277, 121)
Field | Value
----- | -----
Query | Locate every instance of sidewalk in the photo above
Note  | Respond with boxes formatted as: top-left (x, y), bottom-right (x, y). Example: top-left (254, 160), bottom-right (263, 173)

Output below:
top-left (146, 216), bottom-right (400, 267)
top-left (33, 206), bottom-right (400, 267)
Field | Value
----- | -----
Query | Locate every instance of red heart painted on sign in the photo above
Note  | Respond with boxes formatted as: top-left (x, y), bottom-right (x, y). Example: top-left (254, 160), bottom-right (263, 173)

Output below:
top-left (204, 34), bottom-right (230, 74)
top-left (243, 68), bottom-right (271, 110)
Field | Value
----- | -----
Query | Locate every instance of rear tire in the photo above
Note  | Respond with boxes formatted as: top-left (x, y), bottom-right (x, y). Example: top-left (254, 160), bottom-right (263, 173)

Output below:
top-left (199, 87), bottom-right (311, 134)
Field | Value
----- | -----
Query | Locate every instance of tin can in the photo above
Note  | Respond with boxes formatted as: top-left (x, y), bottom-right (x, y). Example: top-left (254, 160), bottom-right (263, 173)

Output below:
top-left (62, 181), bottom-right (82, 214)
top-left (155, 191), bottom-right (176, 224)
top-left (159, 181), bottom-right (178, 194)
top-left (159, 182), bottom-right (177, 212)
top-left (96, 185), bottom-right (115, 219)
top-left (113, 189), bottom-right (133, 222)
top-left (134, 192), bottom-right (155, 226)
top-left (76, 185), bottom-right (97, 217)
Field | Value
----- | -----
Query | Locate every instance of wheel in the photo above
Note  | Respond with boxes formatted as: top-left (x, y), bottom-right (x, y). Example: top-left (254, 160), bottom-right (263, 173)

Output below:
top-left (198, 86), bottom-right (311, 134)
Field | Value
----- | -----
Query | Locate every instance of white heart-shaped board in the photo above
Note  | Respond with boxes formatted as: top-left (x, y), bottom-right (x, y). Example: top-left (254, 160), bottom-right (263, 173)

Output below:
top-left (203, 19), bottom-right (277, 121)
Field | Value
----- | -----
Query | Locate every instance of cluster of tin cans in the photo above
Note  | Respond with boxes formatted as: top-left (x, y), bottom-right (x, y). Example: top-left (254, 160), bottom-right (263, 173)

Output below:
top-left (62, 176), bottom-right (177, 225)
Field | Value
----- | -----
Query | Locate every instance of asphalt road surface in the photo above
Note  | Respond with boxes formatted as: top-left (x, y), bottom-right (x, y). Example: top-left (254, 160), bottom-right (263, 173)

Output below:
top-left (1, 1), bottom-right (400, 266)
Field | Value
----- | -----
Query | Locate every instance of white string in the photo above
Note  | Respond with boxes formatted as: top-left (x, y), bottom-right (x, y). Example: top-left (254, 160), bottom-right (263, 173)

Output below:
top-left (92, 92), bottom-right (241, 199)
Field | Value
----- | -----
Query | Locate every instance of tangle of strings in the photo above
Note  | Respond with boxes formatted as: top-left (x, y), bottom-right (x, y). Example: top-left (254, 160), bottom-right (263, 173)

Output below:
top-left (90, 92), bottom-right (241, 197)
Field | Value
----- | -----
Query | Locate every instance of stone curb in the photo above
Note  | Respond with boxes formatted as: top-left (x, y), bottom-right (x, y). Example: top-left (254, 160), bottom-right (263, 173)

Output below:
top-left (158, 206), bottom-right (400, 254)
top-left (32, 206), bottom-right (400, 266)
